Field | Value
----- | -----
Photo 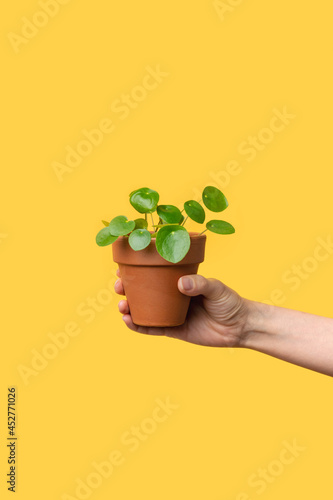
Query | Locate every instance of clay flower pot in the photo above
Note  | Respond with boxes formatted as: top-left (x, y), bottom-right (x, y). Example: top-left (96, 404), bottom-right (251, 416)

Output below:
top-left (112, 232), bottom-right (206, 327)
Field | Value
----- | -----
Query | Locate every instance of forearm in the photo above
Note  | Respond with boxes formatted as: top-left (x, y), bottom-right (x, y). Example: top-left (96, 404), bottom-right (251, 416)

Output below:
top-left (241, 299), bottom-right (333, 377)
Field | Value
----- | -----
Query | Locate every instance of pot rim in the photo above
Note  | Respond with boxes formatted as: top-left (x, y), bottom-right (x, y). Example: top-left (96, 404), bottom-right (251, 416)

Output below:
top-left (112, 231), bottom-right (206, 266)
top-left (148, 231), bottom-right (206, 241)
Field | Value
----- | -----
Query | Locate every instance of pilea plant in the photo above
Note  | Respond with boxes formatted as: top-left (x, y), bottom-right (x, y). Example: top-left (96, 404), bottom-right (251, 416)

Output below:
top-left (96, 186), bottom-right (235, 263)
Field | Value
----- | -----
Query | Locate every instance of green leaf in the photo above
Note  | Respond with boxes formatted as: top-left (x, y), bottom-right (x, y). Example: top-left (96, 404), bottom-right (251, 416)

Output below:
top-left (128, 229), bottom-right (152, 251)
top-left (109, 215), bottom-right (135, 236)
top-left (157, 205), bottom-right (183, 224)
top-left (134, 218), bottom-right (148, 229)
top-left (129, 187), bottom-right (159, 214)
top-left (202, 186), bottom-right (228, 212)
top-left (184, 200), bottom-right (205, 223)
top-left (156, 225), bottom-right (191, 263)
top-left (96, 227), bottom-right (118, 246)
top-left (206, 220), bottom-right (235, 234)
top-left (102, 220), bottom-right (110, 227)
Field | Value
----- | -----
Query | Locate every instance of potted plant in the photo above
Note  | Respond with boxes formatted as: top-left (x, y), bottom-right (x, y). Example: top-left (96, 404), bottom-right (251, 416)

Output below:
top-left (96, 186), bottom-right (235, 327)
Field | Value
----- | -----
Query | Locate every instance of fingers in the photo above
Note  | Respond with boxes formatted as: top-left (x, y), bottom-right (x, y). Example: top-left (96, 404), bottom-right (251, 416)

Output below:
top-left (122, 314), bottom-right (147, 333)
top-left (116, 268), bottom-right (121, 277)
top-left (118, 299), bottom-right (129, 314)
top-left (178, 274), bottom-right (226, 301)
top-left (114, 278), bottom-right (125, 295)
top-left (116, 274), bottom-right (129, 315)
top-left (121, 314), bottom-right (166, 336)
top-left (116, 292), bottom-right (165, 336)
top-left (122, 314), bottom-right (137, 330)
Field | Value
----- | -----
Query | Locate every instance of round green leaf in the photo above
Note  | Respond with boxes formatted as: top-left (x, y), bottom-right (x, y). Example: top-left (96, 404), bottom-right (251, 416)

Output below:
top-left (206, 220), bottom-right (235, 234)
top-left (134, 218), bottom-right (148, 230)
top-left (156, 225), bottom-right (191, 263)
top-left (109, 215), bottom-right (135, 236)
top-left (96, 227), bottom-right (118, 247)
top-left (157, 205), bottom-right (183, 224)
top-left (202, 186), bottom-right (228, 212)
top-left (184, 200), bottom-right (205, 224)
top-left (128, 229), bottom-right (152, 251)
top-left (129, 187), bottom-right (159, 214)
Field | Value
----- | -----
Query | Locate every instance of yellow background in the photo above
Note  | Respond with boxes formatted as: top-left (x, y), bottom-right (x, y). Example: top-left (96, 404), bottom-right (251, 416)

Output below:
top-left (1, 1), bottom-right (332, 498)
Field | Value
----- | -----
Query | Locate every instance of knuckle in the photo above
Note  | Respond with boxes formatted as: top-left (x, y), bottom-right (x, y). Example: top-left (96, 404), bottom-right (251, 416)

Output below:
top-left (208, 278), bottom-right (226, 299)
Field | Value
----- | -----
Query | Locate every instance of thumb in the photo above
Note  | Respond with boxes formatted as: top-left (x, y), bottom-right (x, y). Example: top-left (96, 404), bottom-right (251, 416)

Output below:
top-left (178, 274), bottom-right (226, 301)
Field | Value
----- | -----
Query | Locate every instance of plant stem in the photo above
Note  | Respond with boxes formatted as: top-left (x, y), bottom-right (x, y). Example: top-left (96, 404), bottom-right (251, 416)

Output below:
top-left (181, 216), bottom-right (188, 226)
top-left (145, 213), bottom-right (147, 223)
top-left (199, 229), bottom-right (207, 235)
top-left (150, 213), bottom-right (155, 229)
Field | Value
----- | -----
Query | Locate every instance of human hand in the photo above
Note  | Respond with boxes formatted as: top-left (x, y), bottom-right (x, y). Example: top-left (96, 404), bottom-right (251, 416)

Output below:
top-left (114, 270), bottom-right (251, 348)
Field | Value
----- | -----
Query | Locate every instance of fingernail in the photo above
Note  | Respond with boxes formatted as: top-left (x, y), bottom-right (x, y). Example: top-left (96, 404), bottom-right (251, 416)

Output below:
top-left (115, 279), bottom-right (120, 286)
top-left (181, 277), bottom-right (193, 290)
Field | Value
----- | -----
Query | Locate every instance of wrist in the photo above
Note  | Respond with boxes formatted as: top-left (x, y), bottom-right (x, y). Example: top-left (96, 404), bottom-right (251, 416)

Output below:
top-left (239, 299), bottom-right (272, 350)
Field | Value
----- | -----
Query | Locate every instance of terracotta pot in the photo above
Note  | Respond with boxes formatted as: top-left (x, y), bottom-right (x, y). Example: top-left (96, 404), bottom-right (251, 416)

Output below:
top-left (112, 232), bottom-right (206, 327)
